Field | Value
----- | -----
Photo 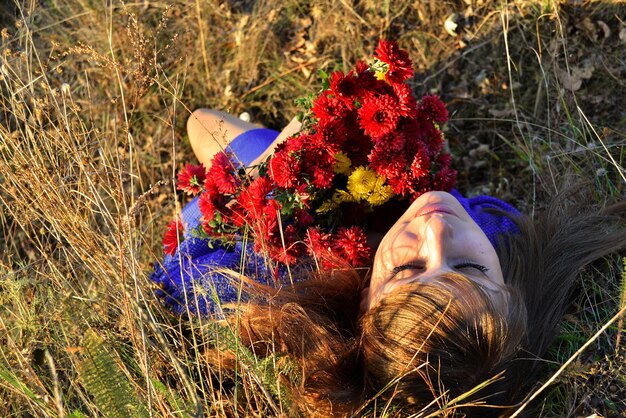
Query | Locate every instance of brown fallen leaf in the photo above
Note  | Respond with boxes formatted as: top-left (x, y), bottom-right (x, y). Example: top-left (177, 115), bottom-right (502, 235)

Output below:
top-left (557, 64), bottom-right (595, 92)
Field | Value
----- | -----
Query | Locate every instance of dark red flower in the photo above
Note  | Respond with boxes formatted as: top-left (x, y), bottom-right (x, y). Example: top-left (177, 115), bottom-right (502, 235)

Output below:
top-left (228, 201), bottom-right (247, 229)
top-left (368, 131), bottom-right (407, 180)
top-left (270, 224), bottom-right (303, 264)
top-left (340, 113), bottom-right (372, 166)
top-left (328, 70), bottom-right (359, 107)
top-left (418, 94), bottom-right (449, 124)
top-left (177, 163), bottom-right (206, 196)
top-left (436, 153), bottom-right (452, 169)
top-left (415, 118), bottom-right (444, 158)
top-left (314, 119), bottom-right (348, 148)
top-left (162, 218), bottom-right (183, 256)
top-left (353, 59), bottom-right (378, 90)
top-left (207, 151), bottom-right (239, 194)
top-left (358, 94), bottom-right (401, 138)
top-left (252, 200), bottom-right (280, 254)
top-left (312, 92), bottom-right (349, 121)
top-left (410, 176), bottom-right (434, 201)
top-left (331, 226), bottom-right (371, 266)
top-left (388, 171), bottom-right (416, 196)
top-left (294, 209), bottom-right (314, 227)
top-left (433, 167), bottom-right (457, 191)
top-left (355, 59), bottom-right (370, 76)
top-left (374, 39), bottom-right (414, 83)
top-left (302, 143), bottom-right (336, 189)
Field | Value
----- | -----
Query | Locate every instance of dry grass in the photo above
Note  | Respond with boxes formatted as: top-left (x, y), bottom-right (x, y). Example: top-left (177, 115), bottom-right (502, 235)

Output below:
top-left (0, 0), bottom-right (624, 416)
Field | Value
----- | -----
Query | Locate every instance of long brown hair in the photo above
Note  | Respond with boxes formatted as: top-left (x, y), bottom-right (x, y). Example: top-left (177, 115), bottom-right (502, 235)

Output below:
top-left (360, 274), bottom-right (528, 415)
top-left (213, 190), bottom-right (626, 417)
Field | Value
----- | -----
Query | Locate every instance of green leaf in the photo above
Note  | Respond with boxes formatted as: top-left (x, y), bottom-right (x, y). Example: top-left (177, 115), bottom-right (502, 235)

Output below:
top-left (319, 69), bottom-right (330, 90)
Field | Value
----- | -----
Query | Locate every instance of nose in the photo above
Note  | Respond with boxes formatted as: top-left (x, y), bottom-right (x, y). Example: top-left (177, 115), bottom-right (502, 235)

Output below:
top-left (419, 215), bottom-right (453, 267)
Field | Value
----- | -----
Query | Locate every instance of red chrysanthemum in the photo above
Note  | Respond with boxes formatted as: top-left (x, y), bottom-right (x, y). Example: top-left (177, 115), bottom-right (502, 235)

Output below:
top-left (414, 118), bottom-right (444, 158)
top-left (374, 39), bottom-right (414, 83)
top-left (409, 176), bottom-right (434, 201)
top-left (198, 176), bottom-right (222, 214)
top-left (410, 147), bottom-right (431, 180)
top-left (268, 149), bottom-right (302, 188)
top-left (305, 227), bottom-right (331, 256)
top-left (228, 201), bottom-right (247, 229)
top-left (368, 131), bottom-right (407, 180)
top-left (418, 94), bottom-right (449, 124)
top-left (340, 112), bottom-right (372, 166)
top-left (251, 200), bottom-right (279, 254)
top-left (314, 119), bottom-right (348, 148)
top-left (272, 224), bottom-right (303, 264)
top-left (197, 177), bottom-right (235, 235)
top-left (392, 83), bottom-right (417, 118)
top-left (162, 218), bottom-right (183, 256)
top-left (311, 92), bottom-right (349, 122)
top-left (304, 227), bottom-right (343, 269)
top-left (177, 163), bottom-right (206, 196)
top-left (358, 94), bottom-right (401, 138)
top-left (436, 153), bottom-right (452, 169)
top-left (328, 70), bottom-right (359, 107)
top-left (294, 209), bottom-right (314, 227)
top-left (237, 176), bottom-right (273, 221)
top-left (331, 226), bottom-right (371, 266)
top-left (388, 171), bottom-right (416, 196)
top-left (252, 201), bottom-right (302, 265)
top-left (198, 191), bottom-right (217, 222)
top-left (354, 59), bottom-right (378, 91)
top-left (207, 151), bottom-right (239, 194)
top-left (433, 167), bottom-right (457, 191)
top-left (301, 143), bottom-right (336, 189)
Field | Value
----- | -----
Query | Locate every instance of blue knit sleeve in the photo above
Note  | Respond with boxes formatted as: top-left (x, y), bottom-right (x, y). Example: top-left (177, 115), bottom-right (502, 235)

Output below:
top-left (151, 128), bottom-right (281, 316)
top-left (450, 189), bottom-right (520, 249)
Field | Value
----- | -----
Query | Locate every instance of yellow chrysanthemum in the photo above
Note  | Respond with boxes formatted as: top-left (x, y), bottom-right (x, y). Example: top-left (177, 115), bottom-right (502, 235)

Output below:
top-left (374, 70), bottom-right (387, 81)
top-left (333, 151), bottom-right (352, 175)
top-left (367, 183), bottom-right (395, 206)
top-left (316, 200), bottom-right (338, 214)
top-left (332, 190), bottom-right (357, 204)
top-left (347, 167), bottom-right (378, 200)
top-left (316, 190), bottom-right (356, 214)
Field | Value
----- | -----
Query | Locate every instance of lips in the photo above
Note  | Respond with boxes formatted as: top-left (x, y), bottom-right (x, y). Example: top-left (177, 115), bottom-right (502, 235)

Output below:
top-left (415, 204), bottom-right (456, 217)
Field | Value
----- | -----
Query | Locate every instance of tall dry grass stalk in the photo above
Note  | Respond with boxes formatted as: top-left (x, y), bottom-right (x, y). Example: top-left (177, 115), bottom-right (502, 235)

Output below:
top-left (0, 0), bottom-right (624, 416)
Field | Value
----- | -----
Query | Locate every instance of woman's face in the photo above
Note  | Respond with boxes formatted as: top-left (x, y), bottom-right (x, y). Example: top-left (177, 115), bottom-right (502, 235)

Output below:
top-left (365, 191), bottom-right (506, 310)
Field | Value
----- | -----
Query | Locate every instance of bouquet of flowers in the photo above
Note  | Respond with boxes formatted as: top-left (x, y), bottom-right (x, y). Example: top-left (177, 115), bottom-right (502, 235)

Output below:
top-left (164, 39), bottom-right (456, 271)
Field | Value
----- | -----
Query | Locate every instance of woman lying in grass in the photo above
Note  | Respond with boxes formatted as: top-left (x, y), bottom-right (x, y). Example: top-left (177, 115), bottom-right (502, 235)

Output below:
top-left (152, 107), bottom-right (626, 417)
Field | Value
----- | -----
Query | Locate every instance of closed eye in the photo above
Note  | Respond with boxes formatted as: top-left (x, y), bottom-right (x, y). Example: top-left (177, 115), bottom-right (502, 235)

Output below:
top-left (390, 262), bottom-right (489, 278)
top-left (390, 263), bottom-right (424, 277)
top-left (454, 262), bottom-right (489, 273)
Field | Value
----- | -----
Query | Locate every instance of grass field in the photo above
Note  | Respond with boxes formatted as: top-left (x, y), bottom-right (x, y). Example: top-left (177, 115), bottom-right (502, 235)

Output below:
top-left (0, 0), bottom-right (625, 416)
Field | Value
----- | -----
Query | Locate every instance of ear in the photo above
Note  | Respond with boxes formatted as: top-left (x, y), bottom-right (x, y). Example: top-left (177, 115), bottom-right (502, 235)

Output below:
top-left (359, 287), bottom-right (370, 315)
